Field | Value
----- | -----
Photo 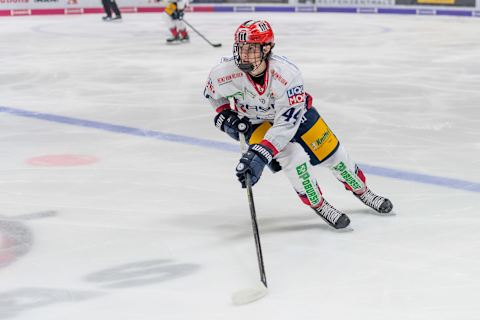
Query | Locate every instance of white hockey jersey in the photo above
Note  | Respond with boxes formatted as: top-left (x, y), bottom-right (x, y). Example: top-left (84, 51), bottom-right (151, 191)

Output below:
top-left (204, 54), bottom-right (309, 155)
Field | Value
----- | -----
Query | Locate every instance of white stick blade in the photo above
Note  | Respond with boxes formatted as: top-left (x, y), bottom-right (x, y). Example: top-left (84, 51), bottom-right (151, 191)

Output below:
top-left (231, 285), bottom-right (268, 305)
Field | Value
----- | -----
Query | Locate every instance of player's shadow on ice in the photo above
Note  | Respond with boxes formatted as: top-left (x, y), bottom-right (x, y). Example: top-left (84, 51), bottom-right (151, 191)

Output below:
top-left (219, 208), bottom-right (396, 240)
top-left (223, 215), bottom-right (336, 240)
top-left (346, 208), bottom-right (397, 217)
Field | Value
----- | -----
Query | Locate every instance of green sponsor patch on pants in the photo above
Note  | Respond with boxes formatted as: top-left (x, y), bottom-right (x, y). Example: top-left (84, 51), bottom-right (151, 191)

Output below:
top-left (296, 163), bottom-right (320, 206)
top-left (333, 161), bottom-right (364, 191)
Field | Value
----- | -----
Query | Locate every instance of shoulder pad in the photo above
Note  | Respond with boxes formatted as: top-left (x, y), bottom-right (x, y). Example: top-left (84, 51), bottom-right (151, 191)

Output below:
top-left (270, 55), bottom-right (300, 72)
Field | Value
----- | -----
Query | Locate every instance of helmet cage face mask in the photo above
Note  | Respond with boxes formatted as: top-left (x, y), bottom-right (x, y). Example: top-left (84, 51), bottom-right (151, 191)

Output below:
top-left (233, 43), bottom-right (268, 73)
top-left (233, 20), bottom-right (275, 73)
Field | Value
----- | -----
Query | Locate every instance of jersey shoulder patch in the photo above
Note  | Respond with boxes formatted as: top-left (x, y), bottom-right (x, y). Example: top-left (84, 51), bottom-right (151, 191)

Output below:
top-left (269, 55), bottom-right (302, 88)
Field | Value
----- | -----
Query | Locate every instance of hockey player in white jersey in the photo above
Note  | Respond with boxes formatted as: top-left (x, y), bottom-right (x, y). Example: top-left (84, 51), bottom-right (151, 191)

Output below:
top-left (164, 0), bottom-right (189, 43)
top-left (204, 20), bottom-right (393, 229)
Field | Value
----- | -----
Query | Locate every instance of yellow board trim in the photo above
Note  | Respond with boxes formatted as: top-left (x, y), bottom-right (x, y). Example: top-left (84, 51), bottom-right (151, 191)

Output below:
top-left (248, 122), bottom-right (272, 145)
top-left (417, 0), bottom-right (455, 4)
top-left (301, 117), bottom-right (339, 162)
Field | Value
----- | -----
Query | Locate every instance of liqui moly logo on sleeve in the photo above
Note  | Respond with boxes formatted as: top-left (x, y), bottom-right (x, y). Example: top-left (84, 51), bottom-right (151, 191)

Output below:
top-left (287, 85), bottom-right (305, 105)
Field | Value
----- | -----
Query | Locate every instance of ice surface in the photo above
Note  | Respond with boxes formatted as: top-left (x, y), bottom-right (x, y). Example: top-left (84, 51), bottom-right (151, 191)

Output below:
top-left (0, 12), bottom-right (479, 320)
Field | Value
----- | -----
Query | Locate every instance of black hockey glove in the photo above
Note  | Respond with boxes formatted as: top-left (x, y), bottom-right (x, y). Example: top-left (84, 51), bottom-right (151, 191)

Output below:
top-left (214, 109), bottom-right (251, 141)
top-left (236, 144), bottom-right (274, 188)
top-left (171, 9), bottom-right (182, 19)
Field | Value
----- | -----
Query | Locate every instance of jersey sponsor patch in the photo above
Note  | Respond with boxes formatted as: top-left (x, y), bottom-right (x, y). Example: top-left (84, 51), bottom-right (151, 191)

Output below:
top-left (287, 85), bottom-right (305, 105)
top-left (217, 72), bottom-right (243, 85)
top-left (271, 69), bottom-right (288, 86)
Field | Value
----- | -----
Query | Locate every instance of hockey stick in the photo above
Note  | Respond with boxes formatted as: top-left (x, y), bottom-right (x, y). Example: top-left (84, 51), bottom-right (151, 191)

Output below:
top-left (230, 98), bottom-right (268, 305)
top-left (182, 19), bottom-right (222, 48)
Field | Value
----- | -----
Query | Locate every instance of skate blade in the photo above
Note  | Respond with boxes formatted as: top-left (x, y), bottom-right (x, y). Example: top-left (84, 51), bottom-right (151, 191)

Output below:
top-left (333, 226), bottom-right (354, 233)
top-left (231, 285), bottom-right (268, 305)
top-left (371, 210), bottom-right (396, 217)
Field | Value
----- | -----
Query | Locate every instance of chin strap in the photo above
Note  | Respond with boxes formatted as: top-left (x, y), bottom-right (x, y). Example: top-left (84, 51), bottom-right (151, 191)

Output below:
top-left (238, 62), bottom-right (254, 72)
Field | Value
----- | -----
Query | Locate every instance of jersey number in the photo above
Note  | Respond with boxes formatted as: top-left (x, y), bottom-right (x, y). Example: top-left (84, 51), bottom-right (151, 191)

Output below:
top-left (282, 107), bottom-right (302, 124)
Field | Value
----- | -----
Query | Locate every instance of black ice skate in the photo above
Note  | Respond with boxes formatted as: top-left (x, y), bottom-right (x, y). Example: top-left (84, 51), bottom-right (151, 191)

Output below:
top-left (312, 199), bottom-right (351, 229)
top-left (355, 188), bottom-right (393, 214)
top-left (166, 35), bottom-right (181, 44)
top-left (102, 16), bottom-right (112, 21)
top-left (180, 34), bottom-right (190, 43)
top-left (111, 15), bottom-right (122, 21)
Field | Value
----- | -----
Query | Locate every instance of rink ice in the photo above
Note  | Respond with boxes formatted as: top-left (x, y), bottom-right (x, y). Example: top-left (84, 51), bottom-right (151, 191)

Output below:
top-left (0, 12), bottom-right (480, 320)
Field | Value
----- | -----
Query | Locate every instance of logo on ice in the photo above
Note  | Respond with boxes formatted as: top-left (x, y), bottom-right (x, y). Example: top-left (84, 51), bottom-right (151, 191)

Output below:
top-left (287, 85), bottom-right (305, 106)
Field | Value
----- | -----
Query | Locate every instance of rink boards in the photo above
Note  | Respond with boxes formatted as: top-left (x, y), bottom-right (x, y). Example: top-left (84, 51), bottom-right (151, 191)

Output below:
top-left (1, 0), bottom-right (480, 17)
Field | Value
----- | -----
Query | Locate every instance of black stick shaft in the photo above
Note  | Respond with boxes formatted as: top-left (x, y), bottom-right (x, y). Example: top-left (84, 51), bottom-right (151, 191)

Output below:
top-left (238, 128), bottom-right (267, 288)
top-left (182, 19), bottom-right (221, 47)
top-left (244, 173), bottom-right (268, 287)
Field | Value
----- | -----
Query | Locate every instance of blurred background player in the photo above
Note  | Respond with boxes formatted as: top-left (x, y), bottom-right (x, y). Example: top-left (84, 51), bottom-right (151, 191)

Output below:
top-left (101, 0), bottom-right (122, 21)
top-left (204, 20), bottom-right (393, 230)
top-left (164, 0), bottom-right (189, 44)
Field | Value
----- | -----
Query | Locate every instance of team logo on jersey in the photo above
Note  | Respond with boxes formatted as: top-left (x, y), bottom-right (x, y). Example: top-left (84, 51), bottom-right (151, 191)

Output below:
top-left (217, 72), bottom-right (243, 85)
top-left (271, 69), bottom-right (288, 86)
top-left (287, 85), bottom-right (305, 106)
top-left (204, 78), bottom-right (215, 96)
top-left (226, 91), bottom-right (244, 101)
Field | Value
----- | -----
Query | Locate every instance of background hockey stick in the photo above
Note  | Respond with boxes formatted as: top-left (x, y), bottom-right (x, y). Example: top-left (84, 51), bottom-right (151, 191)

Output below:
top-left (229, 98), bottom-right (268, 305)
top-left (182, 19), bottom-right (222, 48)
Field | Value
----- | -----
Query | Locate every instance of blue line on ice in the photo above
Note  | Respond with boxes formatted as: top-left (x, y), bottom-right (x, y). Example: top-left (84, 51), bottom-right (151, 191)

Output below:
top-left (1, 105), bottom-right (478, 193)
